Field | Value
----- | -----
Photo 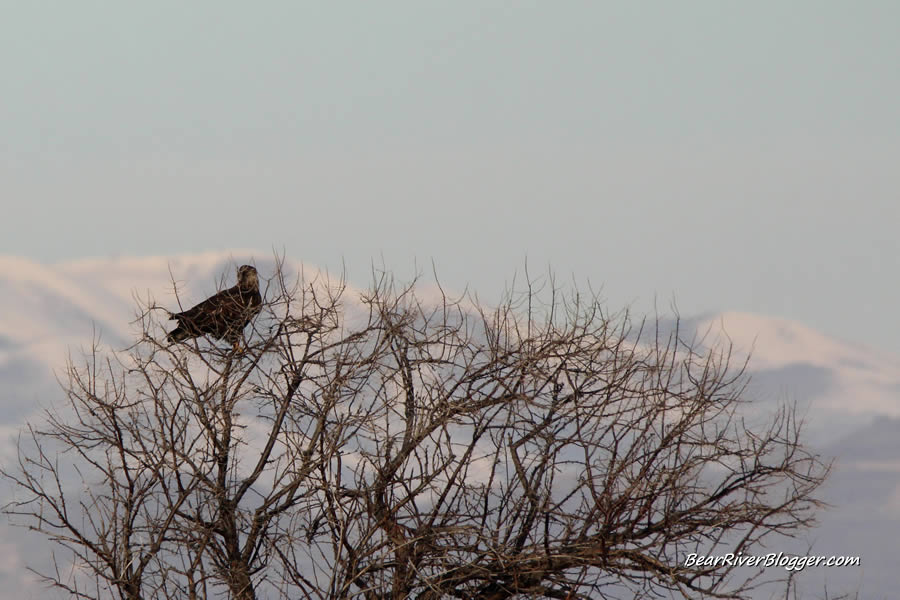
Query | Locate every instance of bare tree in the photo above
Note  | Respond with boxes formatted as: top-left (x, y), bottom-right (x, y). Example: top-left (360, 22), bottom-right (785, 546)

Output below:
top-left (3, 259), bottom-right (829, 599)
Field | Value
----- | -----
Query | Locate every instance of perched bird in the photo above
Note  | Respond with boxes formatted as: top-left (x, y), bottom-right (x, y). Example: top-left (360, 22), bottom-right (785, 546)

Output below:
top-left (166, 265), bottom-right (262, 350)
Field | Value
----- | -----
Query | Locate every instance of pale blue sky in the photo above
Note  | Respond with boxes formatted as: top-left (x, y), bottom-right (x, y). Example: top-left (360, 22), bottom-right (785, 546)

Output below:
top-left (2, 2), bottom-right (899, 352)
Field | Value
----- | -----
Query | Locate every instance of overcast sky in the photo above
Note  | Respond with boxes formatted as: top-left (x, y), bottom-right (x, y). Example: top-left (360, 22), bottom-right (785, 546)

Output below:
top-left (2, 2), bottom-right (899, 353)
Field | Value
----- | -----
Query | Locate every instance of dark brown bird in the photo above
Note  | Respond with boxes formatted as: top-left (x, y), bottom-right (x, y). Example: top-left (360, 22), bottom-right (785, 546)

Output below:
top-left (167, 265), bottom-right (262, 350)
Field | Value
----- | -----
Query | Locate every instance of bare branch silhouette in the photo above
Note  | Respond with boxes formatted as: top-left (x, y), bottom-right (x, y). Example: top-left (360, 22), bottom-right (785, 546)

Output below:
top-left (3, 259), bottom-right (829, 599)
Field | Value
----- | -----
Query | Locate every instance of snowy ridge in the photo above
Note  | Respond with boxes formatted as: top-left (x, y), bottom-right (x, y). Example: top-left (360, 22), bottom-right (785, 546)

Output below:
top-left (689, 311), bottom-right (900, 419)
top-left (694, 310), bottom-right (900, 377)
top-left (2, 251), bottom-right (899, 421)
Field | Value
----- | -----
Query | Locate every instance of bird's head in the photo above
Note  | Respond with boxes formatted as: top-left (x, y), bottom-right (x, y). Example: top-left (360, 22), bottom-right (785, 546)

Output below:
top-left (237, 265), bottom-right (259, 290)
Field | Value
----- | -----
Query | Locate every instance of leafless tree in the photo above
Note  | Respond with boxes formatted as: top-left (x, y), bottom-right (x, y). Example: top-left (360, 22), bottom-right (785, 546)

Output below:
top-left (3, 258), bottom-right (829, 599)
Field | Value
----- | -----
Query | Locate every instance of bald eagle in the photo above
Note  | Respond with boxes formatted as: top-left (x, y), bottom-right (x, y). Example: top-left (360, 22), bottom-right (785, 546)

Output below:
top-left (166, 265), bottom-right (262, 349)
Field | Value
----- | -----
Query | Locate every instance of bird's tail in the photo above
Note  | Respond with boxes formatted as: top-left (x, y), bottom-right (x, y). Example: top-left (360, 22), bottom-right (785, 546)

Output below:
top-left (166, 326), bottom-right (190, 344)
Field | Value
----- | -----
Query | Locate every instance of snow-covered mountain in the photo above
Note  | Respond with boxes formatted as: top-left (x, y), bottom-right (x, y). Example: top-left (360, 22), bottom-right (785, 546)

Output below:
top-left (656, 311), bottom-right (900, 445)
top-left (0, 252), bottom-right (897, 598)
